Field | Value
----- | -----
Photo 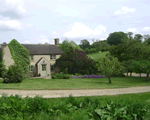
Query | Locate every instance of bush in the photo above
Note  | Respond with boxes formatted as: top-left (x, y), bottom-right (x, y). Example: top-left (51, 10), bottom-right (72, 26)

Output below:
top-left (3, 65), bottom-right (24, 83)
top-left (52, 74), bottom-right (70, 79)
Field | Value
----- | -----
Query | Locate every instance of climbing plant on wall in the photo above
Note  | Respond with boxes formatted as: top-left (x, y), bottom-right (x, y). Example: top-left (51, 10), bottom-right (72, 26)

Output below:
top-left (0, 50), bottom-right (7, 78)
top-left (8, 39), bottom-right (30, 79)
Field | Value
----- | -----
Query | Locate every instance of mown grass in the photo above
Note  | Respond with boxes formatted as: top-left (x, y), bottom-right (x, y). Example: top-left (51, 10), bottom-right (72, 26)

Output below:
top-left (0, 92), bottom-right (150, 120)
top-left (87, 51), bottom-right (109, 59)
top-left (0, 76), bottom-right (150, 90)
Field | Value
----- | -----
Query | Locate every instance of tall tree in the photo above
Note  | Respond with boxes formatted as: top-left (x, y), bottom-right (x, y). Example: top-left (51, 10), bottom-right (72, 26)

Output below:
top-left (80, 39), bottom-right (90, 50)
top-left (143, 34), bottom-right (150, 42)
top-left (127, 32), bottom-right (133, 39)
top-left (107, 31), bottom-right (128, 45)
top-left (134, 34), bottom-right (143, 42)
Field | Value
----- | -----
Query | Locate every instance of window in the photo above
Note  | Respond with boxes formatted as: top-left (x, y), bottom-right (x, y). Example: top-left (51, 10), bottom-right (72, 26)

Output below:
top-left (42, 64), bottom-right (46, 71)
top-left (30, 65), bottom-right (34, 72)
top-left (50, 55), bottom-right (56, 60)
top-left (30, 55), bottom-right (34, 61)
top-left (51, 65), bottom-right (55, 71)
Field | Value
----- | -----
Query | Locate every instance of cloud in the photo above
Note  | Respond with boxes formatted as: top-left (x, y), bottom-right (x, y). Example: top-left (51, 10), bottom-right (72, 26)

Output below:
top-left (114, 6), bottom-right (136, 15)
top-left (0, 19), bottom-right (22, 31)
top-left (56, 5), bottom-right (80, 17)
top-left (37, 35), bottom-right (50, 44)
top-left (0, 0), bottom-right (26, 19)
top-left (127, 28), bottom-right (138, 33)
top-left (63, 22), bottom-right (106, 38)
top-left (142, 27), bottom-right (150, 32)
top-left (24, 40), bottom-right (31, 44)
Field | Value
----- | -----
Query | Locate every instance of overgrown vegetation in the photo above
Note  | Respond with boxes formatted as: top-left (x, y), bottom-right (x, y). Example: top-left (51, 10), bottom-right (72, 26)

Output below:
top-left (0, 50), bottom-right (7, 78)
top-left (8, 39), bottom-right (30, 79)
top-left (0, 93), bottom-right (149, 119)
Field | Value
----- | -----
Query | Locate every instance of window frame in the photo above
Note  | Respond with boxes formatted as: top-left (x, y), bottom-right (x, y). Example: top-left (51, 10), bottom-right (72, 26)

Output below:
top-left (50, 55), bottom-right (56, 60)
top-left (30, 55), bottom-right (34, 61)
top-left (42, 64), bottom-right (46, 71)
top-left (30, 65), bottom-right (34, 72)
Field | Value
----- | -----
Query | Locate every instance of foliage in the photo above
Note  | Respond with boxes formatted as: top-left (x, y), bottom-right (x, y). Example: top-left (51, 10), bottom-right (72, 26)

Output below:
top-left (8, 39), bottom-right (30, 79)
top-left (107, 31), bottom-right (128, 45)
top-left (52, 74), bottom-right (71, 79)
top-left (3, 64), bottom-right (24, 83)
top-left (0, 50), bottom-right (7, 78)
top-left (109, 38), bottom-right (150, 62)
top-left (79, 39), bottom-right (90, 50)
top-left (59, 39), bottom-right (82, 53)
top-left (95, 54), bottom-right (125, 83)
top-left (55, 47), bottom-right (97, 75)
top-left (134, 34), bottom-right (143, 42)
top-left (0, 94), bottom-right (149, 119)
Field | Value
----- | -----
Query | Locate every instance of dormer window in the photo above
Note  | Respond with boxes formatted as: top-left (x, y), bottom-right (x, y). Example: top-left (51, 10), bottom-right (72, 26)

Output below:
top-left (50, 55), bottom-right (56, 60)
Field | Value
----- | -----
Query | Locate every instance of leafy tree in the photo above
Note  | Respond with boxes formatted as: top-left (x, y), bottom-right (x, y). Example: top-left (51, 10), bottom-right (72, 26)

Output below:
top-left (144, 38), bottom-right (150, 45)
top-left (107, 31), bottom-right (128, 45)
top-left (80, 39), bottom-right (90, 50)
top-left (55, 47), bottom-right (96, 75)
top-left (134, 34), bottom-right (143, 42)
top-left (59, 40), bottom-right (82, 53)
top-left (127, 32), bottom-right (133, 39)
top-left (95, 54), bottom-right (124, 84)
top-left (143, 34), bottom-right (150, 42)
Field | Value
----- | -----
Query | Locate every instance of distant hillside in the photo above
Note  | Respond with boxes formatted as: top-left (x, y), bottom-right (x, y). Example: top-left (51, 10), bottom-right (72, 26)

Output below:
top-left (87, 51), bottom-right (109, 59)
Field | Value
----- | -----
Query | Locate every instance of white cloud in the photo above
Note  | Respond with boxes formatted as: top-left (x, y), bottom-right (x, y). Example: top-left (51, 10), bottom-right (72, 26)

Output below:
top-left (0, 19), bottom-right (22, 31)
top-left (63, 22), bottom-right (106, 38)
top-left (24, 40), bottom-right (31, 44)
top-left (142, 27), bottom-right (150, 31)
top-left (37, 35), bottom-right (50, 44)
top-left (114, 6), bottom-right (136, 15)
top-left (127, 28), bottom-right (138, 33)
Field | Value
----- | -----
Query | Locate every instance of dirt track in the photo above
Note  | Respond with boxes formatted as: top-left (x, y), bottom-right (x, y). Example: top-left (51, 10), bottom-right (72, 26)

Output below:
top-left (0, 86), bottom-right (149, 98)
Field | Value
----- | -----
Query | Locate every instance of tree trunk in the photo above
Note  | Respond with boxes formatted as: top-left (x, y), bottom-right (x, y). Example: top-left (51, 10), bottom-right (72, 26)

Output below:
top-left (108, 78), bottom-right (112, 84)
top-left (127, 73), bottom-right (128, 76)
top-left (146, 74), bottom-right (149, 81)
top-left (130, 72), bottom-right (132, 77)
top-left (139, 73), bottom-right (141, 78)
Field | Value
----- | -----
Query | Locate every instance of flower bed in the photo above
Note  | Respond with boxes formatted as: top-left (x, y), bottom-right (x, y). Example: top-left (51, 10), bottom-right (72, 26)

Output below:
top-left (71, 75), bottom-right (105, 78)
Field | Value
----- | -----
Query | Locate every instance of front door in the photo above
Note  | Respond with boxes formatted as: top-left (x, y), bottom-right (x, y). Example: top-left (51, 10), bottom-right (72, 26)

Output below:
top-left (41, 64), bottom-right (47, 76)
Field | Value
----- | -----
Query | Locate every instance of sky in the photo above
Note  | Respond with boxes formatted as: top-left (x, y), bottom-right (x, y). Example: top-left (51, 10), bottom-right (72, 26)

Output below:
top-left (0, 0), bottom-right (150, 45)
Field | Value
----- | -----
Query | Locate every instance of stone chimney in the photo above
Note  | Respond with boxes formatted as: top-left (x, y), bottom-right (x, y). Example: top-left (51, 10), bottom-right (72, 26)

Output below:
top-left (54, 38), bottom-right (59, 46)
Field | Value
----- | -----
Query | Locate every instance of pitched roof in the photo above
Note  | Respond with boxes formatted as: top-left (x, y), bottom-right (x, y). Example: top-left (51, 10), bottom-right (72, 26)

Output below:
top-left (0, 44), bottom-right (63, 55)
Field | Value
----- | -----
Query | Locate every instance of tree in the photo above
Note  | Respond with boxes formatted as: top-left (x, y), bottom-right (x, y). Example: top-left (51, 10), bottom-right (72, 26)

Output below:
top-left (143, 34), bottom-right (150, 42)
top-left (95, 54), bottom-right (124, 84)
top-left (107, 31), bottom-right (128, 45)
top-left (59, 40), bottom-right (82, 53)
top-left (55, 47), bottom-right (96, 75)
top-left (80, 39), bottom-right (90, 50)
top-left (134, 34), bottom-right (143, 42)
top-left (127, 32), bottom-right (133, 39)
top-left (144, 38), bottom-right (150, 45)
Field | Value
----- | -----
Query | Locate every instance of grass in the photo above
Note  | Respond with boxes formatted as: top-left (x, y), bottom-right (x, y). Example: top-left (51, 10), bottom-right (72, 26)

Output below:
top-left (87, 51), bottom-right (109, 59)
top-left (46, 92), bottom-right (150, 105)
top-left (0, 76), bottom-right (150, 90)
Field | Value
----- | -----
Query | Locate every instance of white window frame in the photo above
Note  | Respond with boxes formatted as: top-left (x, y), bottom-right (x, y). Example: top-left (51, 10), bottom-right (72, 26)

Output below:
top-left (50, 55), bottom-right (56, 60)
top-left (30, 65), bottom-right (34, 72)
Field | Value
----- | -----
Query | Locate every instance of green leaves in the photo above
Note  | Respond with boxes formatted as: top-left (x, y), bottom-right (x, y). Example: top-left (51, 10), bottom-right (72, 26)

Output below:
top-left (95, 54), bottom-right (124, 83)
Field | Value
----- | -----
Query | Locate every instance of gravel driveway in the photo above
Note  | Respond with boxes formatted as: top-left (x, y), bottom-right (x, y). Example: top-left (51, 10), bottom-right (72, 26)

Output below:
top-left (0, 86), bottom-right (150, 98)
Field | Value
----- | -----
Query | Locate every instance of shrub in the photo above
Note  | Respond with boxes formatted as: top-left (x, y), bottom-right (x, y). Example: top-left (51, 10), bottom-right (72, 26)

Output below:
top-left (3, 65), bottom-right (24, 83)
top-left (52, 74), bottom-right (70, 79)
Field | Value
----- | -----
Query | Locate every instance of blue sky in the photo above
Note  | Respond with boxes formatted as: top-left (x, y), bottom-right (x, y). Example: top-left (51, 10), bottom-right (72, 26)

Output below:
top-left (0, 0), bottom-right (150, 44)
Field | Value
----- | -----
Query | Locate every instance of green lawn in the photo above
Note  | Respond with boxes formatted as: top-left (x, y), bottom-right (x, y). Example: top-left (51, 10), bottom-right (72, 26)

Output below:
top-left (0, 76), bottom-right (150, 90)
top-left (87, 51), bottom-right (109, 59)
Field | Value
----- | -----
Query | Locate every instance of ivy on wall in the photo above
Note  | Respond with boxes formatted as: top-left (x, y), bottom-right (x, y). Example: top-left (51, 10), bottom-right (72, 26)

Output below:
top-left (8, 39), bottom-right (30, 79)
top-left (0, 50), bottom-right (7, 77)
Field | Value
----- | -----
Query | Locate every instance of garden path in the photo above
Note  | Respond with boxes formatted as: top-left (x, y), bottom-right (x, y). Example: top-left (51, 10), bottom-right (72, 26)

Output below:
top-left (0, 86), bottom-right (150, 98)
